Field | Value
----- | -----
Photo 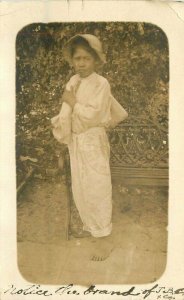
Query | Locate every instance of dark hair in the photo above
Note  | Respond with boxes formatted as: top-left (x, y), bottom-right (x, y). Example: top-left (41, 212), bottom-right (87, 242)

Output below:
top-left (70, 37), bottom-right (100, 62)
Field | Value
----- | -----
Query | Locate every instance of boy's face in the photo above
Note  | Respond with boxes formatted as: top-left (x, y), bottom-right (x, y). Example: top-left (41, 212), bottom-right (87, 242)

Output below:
top-left (72, 47), bottom-right (96, 78)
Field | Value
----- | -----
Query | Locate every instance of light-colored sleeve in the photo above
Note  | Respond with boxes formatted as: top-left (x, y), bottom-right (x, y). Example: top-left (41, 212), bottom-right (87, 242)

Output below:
top-left (51, 102), bottom-right (72, 145)
top-left (65, 80), bottom-right (72, 91)
top-left (65, 74), bottom-right (78, 91)
top-left (72, 80), bottom-right (111, 133)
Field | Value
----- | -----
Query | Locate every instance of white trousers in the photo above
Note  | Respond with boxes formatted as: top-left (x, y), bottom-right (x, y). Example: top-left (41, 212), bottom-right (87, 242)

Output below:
top-left (68, 127), bottom-right (112, 238)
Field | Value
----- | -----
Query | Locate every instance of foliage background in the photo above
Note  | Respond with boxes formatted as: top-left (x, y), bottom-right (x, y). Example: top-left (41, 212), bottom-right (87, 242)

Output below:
top-left (16, 22), bottom-right (169, 185)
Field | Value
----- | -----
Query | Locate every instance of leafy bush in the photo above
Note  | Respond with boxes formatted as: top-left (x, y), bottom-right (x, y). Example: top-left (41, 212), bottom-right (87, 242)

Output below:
top-left (16, 22), bottom-right (169, 184)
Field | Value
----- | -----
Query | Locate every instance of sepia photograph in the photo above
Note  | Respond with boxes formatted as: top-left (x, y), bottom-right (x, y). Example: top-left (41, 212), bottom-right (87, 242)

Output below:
top-left (16, 22), bottom-right (169, 285)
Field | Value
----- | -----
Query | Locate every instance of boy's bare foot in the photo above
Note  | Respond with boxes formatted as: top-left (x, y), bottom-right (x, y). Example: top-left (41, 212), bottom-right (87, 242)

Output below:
top-left (91, 235), bottom-right (114, 261)
top-left (70, 229), bottom-right (91, 238)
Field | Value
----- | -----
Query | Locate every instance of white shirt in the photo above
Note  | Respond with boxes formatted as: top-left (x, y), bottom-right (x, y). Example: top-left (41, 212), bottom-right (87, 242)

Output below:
top-left (66, 72), bottom-right (112, 134)
top-left (51, 72), bottom-right (127, 144)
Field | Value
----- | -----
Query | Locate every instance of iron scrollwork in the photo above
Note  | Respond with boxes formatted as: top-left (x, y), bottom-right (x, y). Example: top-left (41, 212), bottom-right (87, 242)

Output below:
top-left (108, 116), bottom-right (168, 168)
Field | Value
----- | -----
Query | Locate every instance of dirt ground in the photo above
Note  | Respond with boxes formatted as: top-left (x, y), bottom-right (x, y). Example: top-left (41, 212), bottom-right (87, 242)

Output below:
top-left (17, 175), bottom-right (168, 285)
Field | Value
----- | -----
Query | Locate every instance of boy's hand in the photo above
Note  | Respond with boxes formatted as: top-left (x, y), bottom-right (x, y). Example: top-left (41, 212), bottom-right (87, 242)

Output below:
top-left (62, 89), bottom-right (76, 108)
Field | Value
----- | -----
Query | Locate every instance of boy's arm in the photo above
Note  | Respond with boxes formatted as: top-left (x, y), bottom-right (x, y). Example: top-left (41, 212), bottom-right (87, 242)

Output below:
top-left (62, 89), bottom-right (76, 108)
top-left (72, 80), bottom-right (111, 132)
top-left (61, 75), bottom-right (80, 108)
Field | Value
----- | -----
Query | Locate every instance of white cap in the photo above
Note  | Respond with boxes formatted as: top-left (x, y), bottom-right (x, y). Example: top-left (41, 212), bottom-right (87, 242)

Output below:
top-left (63, 34), bottom-right (106, 65)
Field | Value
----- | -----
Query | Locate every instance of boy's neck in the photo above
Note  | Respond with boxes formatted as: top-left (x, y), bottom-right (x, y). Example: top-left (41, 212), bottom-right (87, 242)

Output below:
top-left (78, 71), bottom-right (96, 79)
